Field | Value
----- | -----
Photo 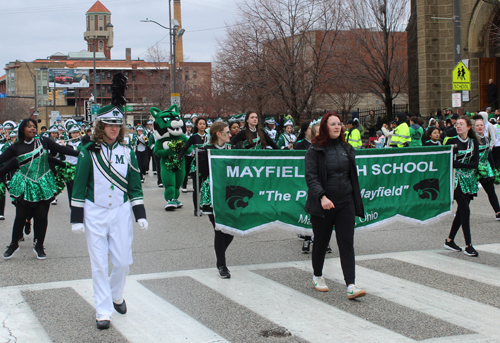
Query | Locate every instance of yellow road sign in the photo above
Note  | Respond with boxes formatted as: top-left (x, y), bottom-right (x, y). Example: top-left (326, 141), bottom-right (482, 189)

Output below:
top-left (171, 93), bottom-right (180, 97)
top-left (452, 61), bottom-right (471, 91)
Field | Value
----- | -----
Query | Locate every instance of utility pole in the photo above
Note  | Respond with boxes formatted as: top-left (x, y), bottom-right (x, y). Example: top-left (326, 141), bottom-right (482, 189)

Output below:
top-left (453, 0), bottom-right (462, 65)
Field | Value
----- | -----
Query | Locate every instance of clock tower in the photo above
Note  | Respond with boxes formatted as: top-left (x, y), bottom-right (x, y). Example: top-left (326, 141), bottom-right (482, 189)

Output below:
top-left (84, 1), bottom-right (114, 60)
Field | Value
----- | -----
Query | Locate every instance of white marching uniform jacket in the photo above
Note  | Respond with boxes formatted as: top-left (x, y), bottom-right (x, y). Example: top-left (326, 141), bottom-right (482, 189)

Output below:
top-left (70, 140), bottom-right (146, 223)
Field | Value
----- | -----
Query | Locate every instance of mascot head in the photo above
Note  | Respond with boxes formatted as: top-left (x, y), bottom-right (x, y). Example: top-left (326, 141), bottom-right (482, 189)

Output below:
top-left (150, 104), bottom-right (184, 140)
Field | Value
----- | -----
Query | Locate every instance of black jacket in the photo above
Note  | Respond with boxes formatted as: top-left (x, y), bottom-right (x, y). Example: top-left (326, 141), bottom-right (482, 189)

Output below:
top-left (304, 141), bottom-right (364, 218)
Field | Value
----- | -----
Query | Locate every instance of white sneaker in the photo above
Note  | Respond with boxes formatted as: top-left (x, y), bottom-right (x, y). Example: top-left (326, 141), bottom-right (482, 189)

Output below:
top-left (0, 215), bottom-right (5, 220)
top-left (312, 277), bottom-right (329, 292)
top-left (347, 285), bottom-right (366, 299)
top-left (51, 199), bottom-right (57, 205)
top-left (181, 188), bottom-right (187, 193)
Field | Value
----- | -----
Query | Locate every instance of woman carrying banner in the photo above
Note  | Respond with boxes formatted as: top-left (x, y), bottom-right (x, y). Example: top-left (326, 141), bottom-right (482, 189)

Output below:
top-left (230, 112), bottom-right (278, 150)
top-left (198, 122), bottom-right (235, 278)
top-left (472, 115), bottom-right (500, 220)
top-left (444, 116), bottom-right (480, 257)
top-left (304, 112), bottom-right (366, 299)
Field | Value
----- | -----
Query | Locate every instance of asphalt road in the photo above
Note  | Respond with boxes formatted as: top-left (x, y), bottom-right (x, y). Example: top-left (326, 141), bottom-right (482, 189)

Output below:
top-left (0, 173), bottom-right (499, 343)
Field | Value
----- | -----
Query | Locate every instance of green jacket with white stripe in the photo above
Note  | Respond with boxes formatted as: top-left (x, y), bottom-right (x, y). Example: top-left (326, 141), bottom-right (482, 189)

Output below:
top-left (70, 140), bottom-right (146, 223)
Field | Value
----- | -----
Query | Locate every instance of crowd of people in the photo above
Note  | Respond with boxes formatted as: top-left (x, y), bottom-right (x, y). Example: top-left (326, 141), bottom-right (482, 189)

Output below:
top-left (2, 98), bottom-right (499, 328)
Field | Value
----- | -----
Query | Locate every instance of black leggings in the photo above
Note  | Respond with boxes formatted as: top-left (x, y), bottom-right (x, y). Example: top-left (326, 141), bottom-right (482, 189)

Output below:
top-left (182, 155), bottom-right (194, 189)
top-left (209, 214), bottom-right (234, 268)
top-left (310, 200), bottom-right (356, 286)
top-left (11, 201), bottom-right (51, 248)
top-left (479, 178), bottom-right (500, 214)
top-left (449, 185), bottom-right (472, 245)
top-left (136, 150), bottom-right (148, 177)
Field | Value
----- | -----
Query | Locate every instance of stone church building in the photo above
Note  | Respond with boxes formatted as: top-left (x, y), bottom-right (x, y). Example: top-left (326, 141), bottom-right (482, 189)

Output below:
top-left (409, 0), bottom-right (500, 116)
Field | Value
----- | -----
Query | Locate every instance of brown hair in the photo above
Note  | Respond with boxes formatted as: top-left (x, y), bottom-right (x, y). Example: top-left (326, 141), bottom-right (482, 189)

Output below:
top-left (92, 121), bottom-right (127, 145)
top-left (457, 116), bottom-right (478, 141)
top-left (209, 122), bottom-right (228, 145)
top-left (244, 112), bottom-right (267, 148)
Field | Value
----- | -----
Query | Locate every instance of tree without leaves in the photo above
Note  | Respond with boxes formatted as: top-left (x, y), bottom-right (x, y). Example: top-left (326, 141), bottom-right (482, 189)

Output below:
top-left (214, 0), bottom-right (345, 121)
top-left (0, 98), bottom-right (32, 122)
top-left (343, 0), bottom-right (409, 122)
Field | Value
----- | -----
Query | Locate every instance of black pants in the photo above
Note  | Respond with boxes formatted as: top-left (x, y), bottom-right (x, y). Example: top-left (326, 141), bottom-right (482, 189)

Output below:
top-left (192, 174), bottom-right (205, 211)
top-left (310, 200), bottom-right (356, 286)
top-left (493, 147), bottom-right (500, 170)
top-left (480, 178), bottom-right (500, 213)
top-left (11, 201), bottom-right (51, 248)
top-left (209, 214), bottom-right (234, 268)
top-left (154, 154), bottom-right (162, 185)
top-left (182, 155), bottom-right (194, 189)
top-left (0, 196), bottom-right (5, 216)
top-left (146, 147), bottom-right (152, 172)
top-left (151, 148), bottom-right (157, 172)
top-left (66, 180), bottom-right (74, 210)
top-left (449, 185), bottom-right (472, 246)
top-left (136, 150), bottom-right (148, 178)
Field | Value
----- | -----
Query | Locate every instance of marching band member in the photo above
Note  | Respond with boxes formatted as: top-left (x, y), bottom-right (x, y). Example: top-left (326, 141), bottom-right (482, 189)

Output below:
top-left (444, 116), bottom-right (480, 257)
top-left (70, 72), bottom-right (148, 330)
top-left (1, 119), bottom-right (79, 260)
top-left (472, 115), bottom-right (500, 220)
top-left (277, 118), bottom-right (296, 150)
top-left (263, 117), bottom-right (278, 145)
top-left (230, 112), bottom-right (278, 150)
top-left (179, 118), bottom-right (209, 216)
top-left (134, 125), bottom-right (148, 183)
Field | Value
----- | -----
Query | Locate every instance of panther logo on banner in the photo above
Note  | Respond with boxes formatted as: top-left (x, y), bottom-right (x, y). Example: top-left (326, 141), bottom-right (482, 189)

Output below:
top-left (226, 186), bottom-right (254, 210)
top-left (413, 179), bottom-right (440, 200)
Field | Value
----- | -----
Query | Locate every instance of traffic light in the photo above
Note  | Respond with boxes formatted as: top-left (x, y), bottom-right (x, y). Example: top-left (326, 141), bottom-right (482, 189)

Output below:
top-left (48, 92), bottom-right (52, 101)
top-left (55, 91), bottom-right (58, 100)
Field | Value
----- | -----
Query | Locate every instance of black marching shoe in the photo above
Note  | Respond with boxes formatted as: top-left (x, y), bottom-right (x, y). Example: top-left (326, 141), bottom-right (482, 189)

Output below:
top-left (496, 212), bottom-right (500, 221)
top-left (326, 245), bottom-right (333, 254)
top-left (3, 244), bottom-right (20, 259)
top-left (96, 320), bottom-right (110, 330)
top-left (33, 245), bottom-right (46, 260)
top-left (444, 239), bottom-right (462, 252)
top-left (218, 266), bottom-right (231, 278)
top-left (113, 299), bottom-right (127, 314)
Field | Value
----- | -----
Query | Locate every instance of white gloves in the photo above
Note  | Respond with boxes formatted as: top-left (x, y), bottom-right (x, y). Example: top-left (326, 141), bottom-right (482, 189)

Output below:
top-left (138, 218), bottom-right (149, 230)
top-left (72, 223), bottom-right (85, 234)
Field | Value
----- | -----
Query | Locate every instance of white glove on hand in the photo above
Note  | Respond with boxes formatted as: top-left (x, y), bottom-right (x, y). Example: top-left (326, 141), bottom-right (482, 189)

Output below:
top-left (162, 141), bottom-right (170, 150)
top-left (138, 218), bottom-right (149, 230)
top-left (72, 223), bottom-right (85, 234)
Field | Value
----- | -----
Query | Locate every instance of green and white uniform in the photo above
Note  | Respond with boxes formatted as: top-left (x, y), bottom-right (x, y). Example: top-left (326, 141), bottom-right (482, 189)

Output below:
top-left (70, 140), bottom-right (146, 320)
top-left (277, 132), bottom-right (296, 150)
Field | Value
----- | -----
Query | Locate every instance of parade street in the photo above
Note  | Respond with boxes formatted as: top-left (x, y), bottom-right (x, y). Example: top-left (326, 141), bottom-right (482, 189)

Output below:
top-left (1, 174), bottom-right (500, 343)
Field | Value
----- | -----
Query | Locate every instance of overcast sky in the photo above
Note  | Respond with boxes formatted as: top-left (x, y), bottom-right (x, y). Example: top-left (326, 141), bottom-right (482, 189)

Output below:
top-left (0, 0), bottom-right (240, 74)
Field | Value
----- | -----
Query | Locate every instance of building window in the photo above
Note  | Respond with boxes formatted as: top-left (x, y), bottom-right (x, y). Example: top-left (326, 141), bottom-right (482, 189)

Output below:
top-left (43, 86), bottom-right (47, 95)
top-left (101, 72), bottom-right (105, 80)
top-left (185, 71), bottom-right (189, 80)
top-left (42, 72), bottom-right (47, 80)
top-left (99, 41), bottom-right (103, 48)
top-left (107, 72), bottom-right (111, 79)
top-left (91, 16), bottom-right (94, 20)
top-left (99, 27), bottom-right (103, 31)
top-left (125, 71), bottom-right (129, 77)
top-left (99, 16), bottom-right (103, 20)
top-left (37, 73), bottom-right (41, 80)
top-left (107, 85), bottom-right (112, 93)
top-left (193, 71), bottom-right (197, 78)
top-left (38, 86), bottom-right (41, 95)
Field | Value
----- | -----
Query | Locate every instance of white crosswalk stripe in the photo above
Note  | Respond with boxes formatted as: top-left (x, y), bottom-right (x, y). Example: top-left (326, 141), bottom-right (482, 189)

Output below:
top-left (1, 244), bottom-right (500, 342)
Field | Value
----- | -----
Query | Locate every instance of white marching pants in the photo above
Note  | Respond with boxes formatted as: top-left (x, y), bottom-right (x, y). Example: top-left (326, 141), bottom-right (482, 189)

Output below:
top-left (84, 200), bottom-right (134, 319)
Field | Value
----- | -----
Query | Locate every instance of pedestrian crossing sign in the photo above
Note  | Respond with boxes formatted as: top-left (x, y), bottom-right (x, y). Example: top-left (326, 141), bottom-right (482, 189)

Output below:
top-left (452, 61), bottom-right (471, 91)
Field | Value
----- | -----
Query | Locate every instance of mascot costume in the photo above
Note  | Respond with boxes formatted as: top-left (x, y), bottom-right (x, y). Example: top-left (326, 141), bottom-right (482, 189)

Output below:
top-left (150, 104), bottom-right (192, 210)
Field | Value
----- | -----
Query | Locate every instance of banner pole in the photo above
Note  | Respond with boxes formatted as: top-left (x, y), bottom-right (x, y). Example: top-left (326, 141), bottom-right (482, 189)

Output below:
top-left (195, 147), bottom-right (201, 217)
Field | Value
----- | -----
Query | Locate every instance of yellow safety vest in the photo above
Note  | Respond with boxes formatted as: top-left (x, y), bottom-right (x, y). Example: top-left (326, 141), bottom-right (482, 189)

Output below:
top-left (391, 123), bottom-right (411, 148)
top-left (347, 128), bottom-right (362, 149)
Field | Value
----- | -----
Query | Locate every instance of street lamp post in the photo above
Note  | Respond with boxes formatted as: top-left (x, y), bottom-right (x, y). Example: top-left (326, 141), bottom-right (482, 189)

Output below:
top-left (140, 18), bottom-right (185, 94)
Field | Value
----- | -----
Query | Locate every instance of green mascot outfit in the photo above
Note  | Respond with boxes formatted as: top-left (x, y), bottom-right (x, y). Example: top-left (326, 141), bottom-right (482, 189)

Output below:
top-left (150, 104), bottom-right (192, 210)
